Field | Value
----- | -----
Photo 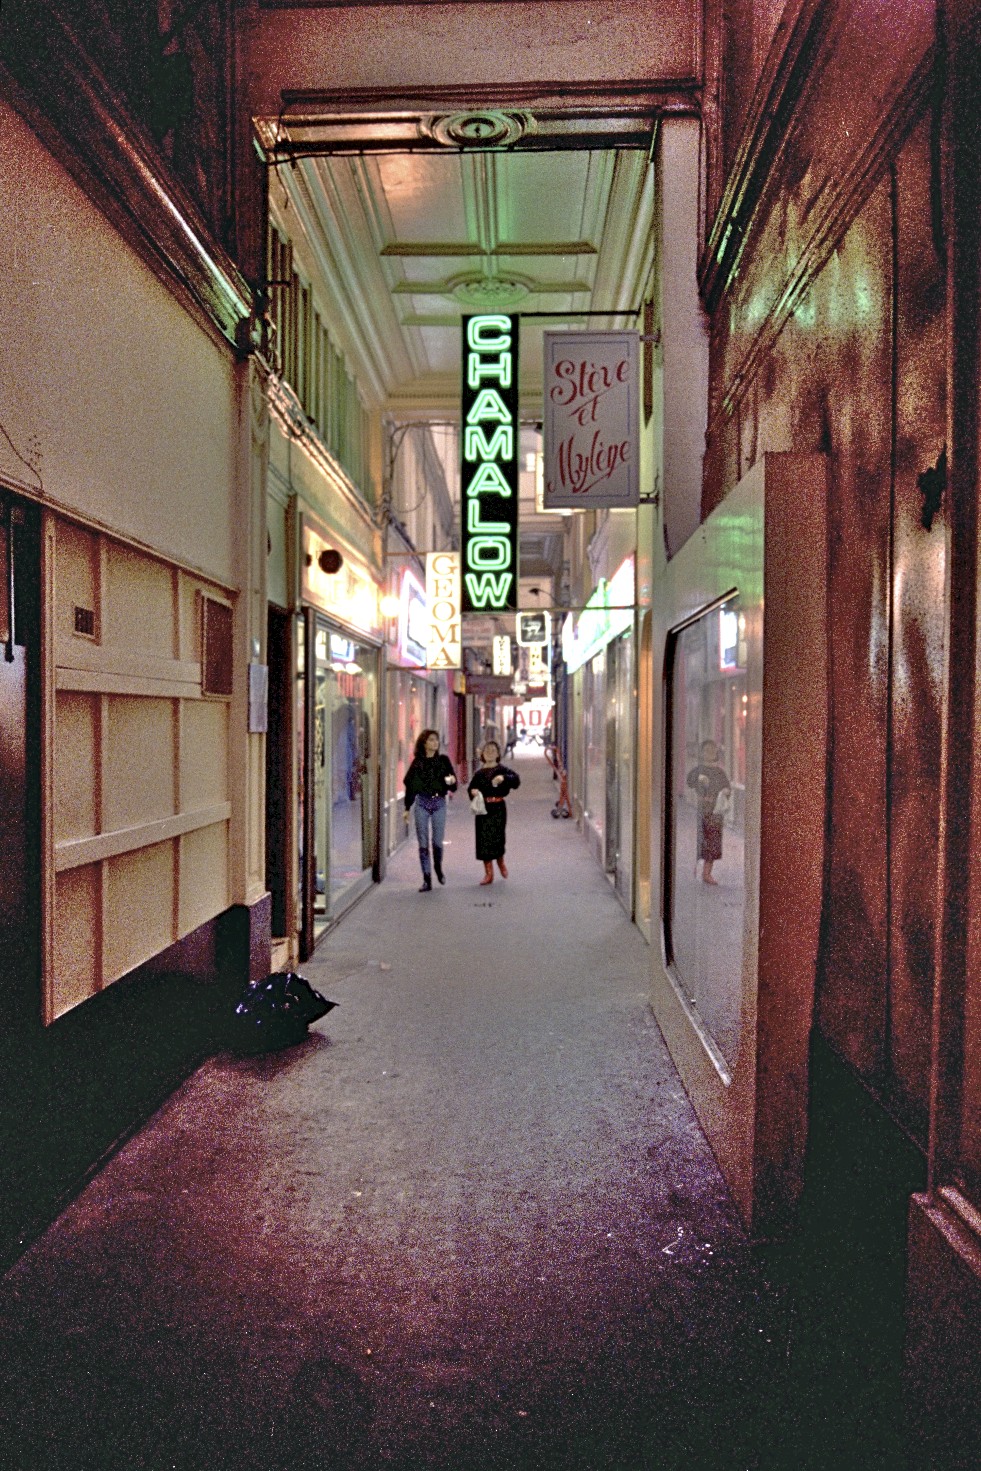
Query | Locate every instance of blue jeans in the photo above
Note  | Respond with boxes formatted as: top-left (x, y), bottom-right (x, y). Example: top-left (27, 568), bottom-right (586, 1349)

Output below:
top-left (413, 796), bottom-right (447, 876)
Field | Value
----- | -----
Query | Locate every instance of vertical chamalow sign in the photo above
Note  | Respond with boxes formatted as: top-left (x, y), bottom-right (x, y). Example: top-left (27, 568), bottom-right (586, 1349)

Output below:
top-left (460, 314), bottom-right (520, 612)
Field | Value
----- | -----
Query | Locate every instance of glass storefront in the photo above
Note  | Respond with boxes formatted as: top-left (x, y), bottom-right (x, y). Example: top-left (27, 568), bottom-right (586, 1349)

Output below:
top-left (298, 612), bottom-right (379, 949)
top-left (665, 596), bottom-right (747, 1069)
top-left (608, 631), bottom-right (634, 908)
top-left (583, 649), bottom-right (607, 853)
top-left (382, 669), bottom-right (439, 855)
top-left (578, 632), bottom-right (635, 910)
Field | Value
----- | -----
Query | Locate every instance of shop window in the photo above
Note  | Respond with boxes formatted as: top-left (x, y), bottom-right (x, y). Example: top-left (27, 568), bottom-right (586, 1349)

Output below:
top-left (664, 594), bottom-right (747, 1070)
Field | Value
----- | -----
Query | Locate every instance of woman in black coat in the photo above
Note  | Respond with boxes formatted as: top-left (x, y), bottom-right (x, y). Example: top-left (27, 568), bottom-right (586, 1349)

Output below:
top-left (467, 740), bottom-right (521, 885)
top-left (403, 729), bottom-right (457, 891)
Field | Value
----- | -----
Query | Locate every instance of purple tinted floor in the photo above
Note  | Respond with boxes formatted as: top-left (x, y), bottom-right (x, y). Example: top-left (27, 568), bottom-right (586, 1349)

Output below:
top-left (0, 758), bottom-right (819, 1470)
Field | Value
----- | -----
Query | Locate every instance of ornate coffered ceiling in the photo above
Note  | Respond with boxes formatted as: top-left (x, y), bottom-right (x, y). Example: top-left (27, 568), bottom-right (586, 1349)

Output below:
top-left (261, 107), bottom-right (657, 415)
top-left (260, 103), bottom-right (657, 596)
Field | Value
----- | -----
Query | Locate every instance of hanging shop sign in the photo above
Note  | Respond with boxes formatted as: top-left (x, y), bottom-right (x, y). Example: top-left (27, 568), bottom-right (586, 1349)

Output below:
top-left (460, 314), bottom-right (520, 613)
top-left (561, 555), bottom-right (635, 673)
top-left (492, 634), bottom-right (512, 676)
top-left (542, 331), bottom-right (639, 509)
top-left (398, 567), bottom-right (428, 667)
top-left (465, 674), bottom-right (515, 696)
top-left (425, 551), bottom-right (462, 669)
top-left (527, 643), bottom-right (548, 683)
top-left (517, 610), bottom-right (551, 646)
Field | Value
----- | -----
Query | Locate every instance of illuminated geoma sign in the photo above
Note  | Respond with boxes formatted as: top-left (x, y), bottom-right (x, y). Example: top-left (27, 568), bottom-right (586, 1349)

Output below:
top-left (426, 552), bottom-right (462, 669)
top-left (460, 314), bottom-right (519, 612)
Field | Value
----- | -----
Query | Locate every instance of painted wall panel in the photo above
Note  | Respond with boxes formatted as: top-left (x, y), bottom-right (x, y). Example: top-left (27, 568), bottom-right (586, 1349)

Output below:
top-left (180, 823), bottom-right (230, 936)
top-left (48, 514), bottom-right (233, 1016)
top-left (103, 842), bottom-right (175, 982)
top-left (54, 522), bottom-right (100, 642)
top-left (52, 865), bottom-right (100, 1019)
top-left (243, 2), bottom-right (699, 105)
top-left (103, 698), bottom-right (176, 831)
top-left (102, 547), bottom-right (176, 661)
top-left (0, 101), bottom-right (238, 586)
top-left (54, 693), bottom-right (99, 844)
top-left (181, 700), bottom-right (230, 810)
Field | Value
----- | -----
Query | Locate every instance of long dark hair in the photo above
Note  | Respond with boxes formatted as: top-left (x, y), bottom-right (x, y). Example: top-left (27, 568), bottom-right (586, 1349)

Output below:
top-left (414, 729), bottom-right (440, 761)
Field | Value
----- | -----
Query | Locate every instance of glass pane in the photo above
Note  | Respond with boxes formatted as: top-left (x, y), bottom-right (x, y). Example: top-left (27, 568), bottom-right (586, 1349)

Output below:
top-left (667, 597), bottom-right (748, 1070)
top-left (313, 624), bottom-right (329, 924)
top-left (312, 624), bottom-right (377, 929)
top-left (584, 650), bottom-right (606, 843)
top-left (614, 632), bottom-right (634, 903)
top-left (296, 613), bottom-right (306, 930)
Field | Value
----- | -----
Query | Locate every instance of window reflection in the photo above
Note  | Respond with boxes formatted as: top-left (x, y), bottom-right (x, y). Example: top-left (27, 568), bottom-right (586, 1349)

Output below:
top-left (313, 619), bottom-right (376, 931)
top-left (667, 597), bottom-right (747, 1069)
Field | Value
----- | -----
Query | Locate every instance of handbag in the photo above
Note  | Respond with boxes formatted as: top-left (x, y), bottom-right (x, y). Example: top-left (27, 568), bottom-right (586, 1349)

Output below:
top-left (470, 790), bottom-right (487, 816)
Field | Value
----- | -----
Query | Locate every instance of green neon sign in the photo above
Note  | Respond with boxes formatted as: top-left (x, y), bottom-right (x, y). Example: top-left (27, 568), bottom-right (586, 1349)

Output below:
top-left (461, 314), bottom-right (519, 613)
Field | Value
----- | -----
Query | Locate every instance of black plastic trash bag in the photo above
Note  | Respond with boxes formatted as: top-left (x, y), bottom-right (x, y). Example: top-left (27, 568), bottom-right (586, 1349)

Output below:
top-left (232, 971), bottom-right (337, 1052)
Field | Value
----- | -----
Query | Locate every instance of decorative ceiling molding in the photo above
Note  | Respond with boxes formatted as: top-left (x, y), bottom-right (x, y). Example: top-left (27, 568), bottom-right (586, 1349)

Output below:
top-left (421, 110), bottom-right (536, 149)
top-left (380, 241), bottom-right (598, 257)
top-left (389, 276), bottom-right (589, 298)
top-left (255, 91), bottom-right (668, 160)
top-left (266, 97), bottom-right (660, 415)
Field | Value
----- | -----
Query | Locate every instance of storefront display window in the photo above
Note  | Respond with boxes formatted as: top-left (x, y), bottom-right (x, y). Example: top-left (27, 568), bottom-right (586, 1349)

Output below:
top-left (666, 596), bottom-right (747, 1069)
top-left (309, 618), bottom-right (378, 936)
top-left (583, 650), bottom-right (606, 847)
top-left (609, 631), bottom-right (634, 906)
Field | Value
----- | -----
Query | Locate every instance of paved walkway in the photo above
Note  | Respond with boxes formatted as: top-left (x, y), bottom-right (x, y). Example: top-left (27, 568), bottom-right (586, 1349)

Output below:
top-left (0, 754), bottom-right (789, 1470)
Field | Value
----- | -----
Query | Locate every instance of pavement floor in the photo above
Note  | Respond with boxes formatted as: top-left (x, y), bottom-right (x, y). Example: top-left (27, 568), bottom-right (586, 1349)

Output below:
top-left (0, 754), bottom-right (895, 1470)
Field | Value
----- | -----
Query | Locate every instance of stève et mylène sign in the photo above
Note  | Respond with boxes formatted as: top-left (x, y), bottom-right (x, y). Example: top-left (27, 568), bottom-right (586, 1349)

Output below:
top-left (542, 331), bottom-right (639, 510)
top-left (460, 314), bottom-right (520, 613)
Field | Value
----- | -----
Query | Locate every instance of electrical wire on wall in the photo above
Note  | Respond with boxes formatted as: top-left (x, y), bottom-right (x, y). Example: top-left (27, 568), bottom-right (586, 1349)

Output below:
top-left (0, 420), bottom-right (43, 495)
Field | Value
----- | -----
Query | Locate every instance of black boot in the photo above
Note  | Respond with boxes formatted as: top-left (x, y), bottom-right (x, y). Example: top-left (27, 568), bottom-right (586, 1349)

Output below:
top-left (433, 846), bottom-right (445, 885)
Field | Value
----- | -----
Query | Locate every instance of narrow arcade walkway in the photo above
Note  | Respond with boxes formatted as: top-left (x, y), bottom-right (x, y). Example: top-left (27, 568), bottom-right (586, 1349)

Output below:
top-left (0, 755), bottom-right (786, 1471)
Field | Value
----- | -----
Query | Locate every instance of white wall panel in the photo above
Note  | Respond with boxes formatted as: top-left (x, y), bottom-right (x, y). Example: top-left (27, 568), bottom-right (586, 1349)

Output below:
top-left (0, 101), bottom-right (237, 586)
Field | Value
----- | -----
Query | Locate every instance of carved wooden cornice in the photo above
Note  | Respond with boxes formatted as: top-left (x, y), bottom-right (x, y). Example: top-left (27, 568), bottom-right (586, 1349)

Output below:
top-left (1, 1), bottom-right (255, 352)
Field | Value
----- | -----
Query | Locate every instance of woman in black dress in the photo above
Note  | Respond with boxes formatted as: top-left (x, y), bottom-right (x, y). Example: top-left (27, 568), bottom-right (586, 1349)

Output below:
top-left (403, 729), bottom-right (458, 891)
top-left (467, 740), bottom-right (521, 885)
